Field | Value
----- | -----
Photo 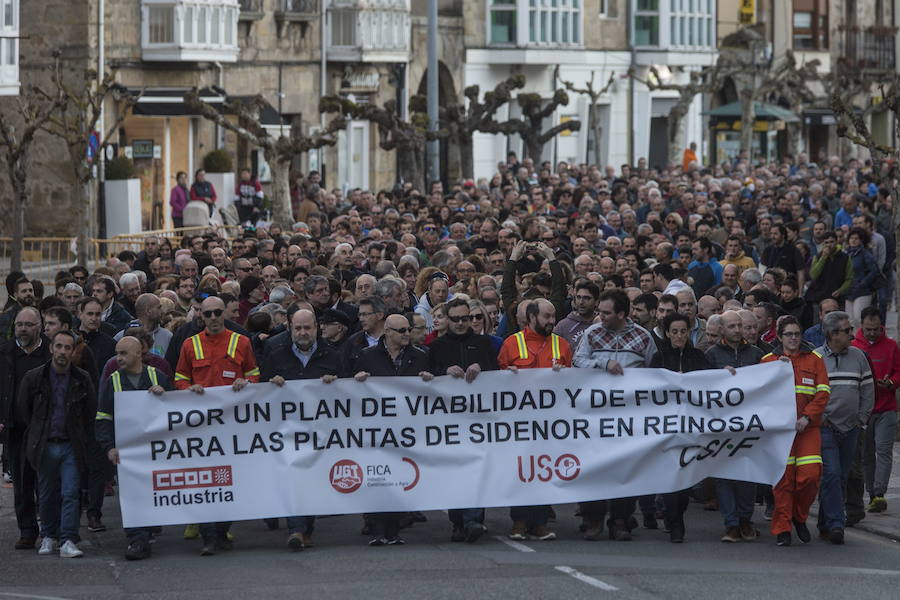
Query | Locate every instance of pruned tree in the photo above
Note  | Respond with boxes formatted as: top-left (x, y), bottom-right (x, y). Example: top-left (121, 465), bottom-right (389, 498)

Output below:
top-left (481, 88), bottom-right (581, 163)
top-left (629, 62), bottom-right (735, 166)
top-left (557, 67), bottom-right (616, 167)
top-left (831, 75), bottom-right (900, 302)
top-left (35, 52), bottom-right (139, 265)
top-left (186, 90), bottom-right (349, 227)
top-left (0, 84), bottom-right (66, 271)
top-left (435, 74), bottom-right (525, 179)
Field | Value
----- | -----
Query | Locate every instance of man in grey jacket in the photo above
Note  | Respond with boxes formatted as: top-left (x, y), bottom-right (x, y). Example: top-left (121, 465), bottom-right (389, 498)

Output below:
top-left (815, 311), bottom-right (874, 544)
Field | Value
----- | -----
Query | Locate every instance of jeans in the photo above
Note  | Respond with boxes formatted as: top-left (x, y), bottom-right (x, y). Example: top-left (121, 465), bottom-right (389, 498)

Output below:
top-left (865, 411), bottom-right (898, 498)
top-left (663, 490), bottom-right (690, 529)
top-left (845, 432), bottom-right (867, 522)
top-left (86, 437), bottom-right (110, 520)
top-left (716, 478), bottom-right (756, 527)
top-left (37, 441), bottom-right (82, 543)
top-left (286, 515), bottom-right (315, 535)
top-left (818, 426), bottom-right (860, 531)
top-left (509, 505), bottom-right (549, 528)
top-left (448, 508), bottom-right (484, 530)
top-left (8, 431), bottom-right (39, 538)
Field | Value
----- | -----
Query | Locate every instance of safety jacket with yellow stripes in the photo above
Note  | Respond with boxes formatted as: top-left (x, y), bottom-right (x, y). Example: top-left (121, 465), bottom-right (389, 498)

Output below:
top-left (95, 365), bottom-right (171, 452)
top-left (498, 327), bottom-right (573, 370)
top-left (174, 329), bottom-right (259, 389)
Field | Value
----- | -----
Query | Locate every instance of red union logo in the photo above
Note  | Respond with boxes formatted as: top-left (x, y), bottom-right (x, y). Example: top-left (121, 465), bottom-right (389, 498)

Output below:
top-left (517, 454), bottom-right (581, 483)
top-left (330, 459), bottom-right (363, 494)
top-left (153, 466), bottom-right (232, 491)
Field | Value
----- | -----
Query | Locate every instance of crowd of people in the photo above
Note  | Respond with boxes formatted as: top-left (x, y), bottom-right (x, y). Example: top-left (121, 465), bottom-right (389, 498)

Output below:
top-left (0, 150), bottom-right (898, 561)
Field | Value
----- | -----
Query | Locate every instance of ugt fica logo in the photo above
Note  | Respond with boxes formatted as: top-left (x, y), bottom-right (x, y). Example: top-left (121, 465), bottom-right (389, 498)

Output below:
top-left (517, 454), bottom-right (581, 483)
top-left (330, 459), bottom-right (363, 494)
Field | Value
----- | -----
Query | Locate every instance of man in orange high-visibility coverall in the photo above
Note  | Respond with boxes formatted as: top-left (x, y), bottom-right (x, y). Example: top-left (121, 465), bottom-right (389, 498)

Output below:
top-left (761, 315), bottom-right (830, 546)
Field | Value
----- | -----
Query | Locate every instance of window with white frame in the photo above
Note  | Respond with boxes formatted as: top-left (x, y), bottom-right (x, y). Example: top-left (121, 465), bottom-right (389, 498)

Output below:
top-left (142, 1), bottom-right (239, 62)
top-left (489, 0), bottom-right (582, 47)
top-left (0, 0), bottom-right (18, 93)
top-left (489, 0), bottom-right (517, 45)
top-left (633, 0), bottom-right (714, 49)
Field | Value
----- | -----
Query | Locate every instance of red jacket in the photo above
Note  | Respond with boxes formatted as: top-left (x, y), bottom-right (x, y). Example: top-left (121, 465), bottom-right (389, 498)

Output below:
top-left (852, 328), bottom-right (900, 413)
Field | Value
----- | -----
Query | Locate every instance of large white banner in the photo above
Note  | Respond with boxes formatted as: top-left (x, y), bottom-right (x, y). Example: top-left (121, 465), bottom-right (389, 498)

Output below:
top-left (116, 362), bottom-right (797, 527)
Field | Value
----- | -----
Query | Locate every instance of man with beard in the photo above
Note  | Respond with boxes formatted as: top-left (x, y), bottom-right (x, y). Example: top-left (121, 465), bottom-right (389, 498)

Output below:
top-left (554, 280), bottom-right (600, 349)
top-left (0, 277), bottom-right (36, 340)
top-left (428, 298), bottom-right (498, 543)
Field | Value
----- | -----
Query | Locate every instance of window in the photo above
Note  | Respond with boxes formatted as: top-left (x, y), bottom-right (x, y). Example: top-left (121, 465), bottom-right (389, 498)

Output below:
top-left (331, 10), bottom-right (357, 46)
top-left (198, 6), bottom-right (208, 43)
top-left (211, 6), bottom-right (221, 44)
top-left (490, 0), bottom-right (517, 44)
top-left (224, 7), bottom-right (234, 45)
top-left (148, 6), bottom-right (175, 43)
top-left (634, 0), bottom-right (659, 46)
top-left (792, 0), bottom-right (827, 49)
top-left (634, 0), bottom-right (713, 48)
top-left (184, 6), bottom-right (194, 42)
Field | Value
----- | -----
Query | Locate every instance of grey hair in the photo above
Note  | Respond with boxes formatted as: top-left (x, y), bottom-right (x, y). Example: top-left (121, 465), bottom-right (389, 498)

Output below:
top-left (707, 313), bottom-right (722, 328)
top-left (740, 268), bottom-right (762, 285)
top-left (268, 285), bottom-right (295, 307)
top-left (119, 272), bottom-right (140, 288)
top-left (63, 282), bottom-right (84, 294)
top-left (374, 277), bottom-right (403, 299)
top-left (822, 311), bottom-right (851, 339)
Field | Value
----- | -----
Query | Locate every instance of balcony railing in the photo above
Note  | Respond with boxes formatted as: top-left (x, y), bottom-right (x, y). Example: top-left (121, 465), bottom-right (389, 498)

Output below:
top-left (238, 0), bottom-right (263, 20)
top-left (838, 26), bottom-right (897, 73)
top-left (326, 0), bottom-right (410, 62)
top-left (141, 0), bottom-right (240, 63)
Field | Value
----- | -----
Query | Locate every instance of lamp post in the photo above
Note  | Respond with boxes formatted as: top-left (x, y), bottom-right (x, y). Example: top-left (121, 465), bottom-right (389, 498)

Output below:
top-left (426, 0), bottom-right (439, 186)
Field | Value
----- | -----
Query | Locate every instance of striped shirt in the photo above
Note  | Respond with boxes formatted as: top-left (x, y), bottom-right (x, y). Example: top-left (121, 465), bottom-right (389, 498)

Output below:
top-left (816, 343), bottom-right (874, 433)
top-left (574, 320), bottom-right (657, 371)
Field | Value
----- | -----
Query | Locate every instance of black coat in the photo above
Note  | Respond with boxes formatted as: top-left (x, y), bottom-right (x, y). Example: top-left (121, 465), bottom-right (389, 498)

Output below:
top-left (428, 329), bottom-right (499, 376)
top-left (17, 363), bottom-right (96, 473)
top-left (340, 330), bottom-right (374, 378)
top-left (0, 335), bottom-right (51, 433)
top-left (651, 340), bottom-right (711, 373)
top-left (353, 339), bottom-right (429, 377)
top-left (260, 336), bottom-right (342, 382)
top-left (81, 329), bottom-right (118, 368)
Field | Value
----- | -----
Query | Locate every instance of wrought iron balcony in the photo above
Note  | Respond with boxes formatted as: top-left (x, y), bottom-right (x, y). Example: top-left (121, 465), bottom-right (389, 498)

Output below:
top-left (837, 25), bottom-right (897, 73)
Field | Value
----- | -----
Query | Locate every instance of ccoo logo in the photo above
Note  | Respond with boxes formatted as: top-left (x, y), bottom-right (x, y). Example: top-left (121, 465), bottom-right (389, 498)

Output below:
top-left (330, 459), bottom-right (363, 494)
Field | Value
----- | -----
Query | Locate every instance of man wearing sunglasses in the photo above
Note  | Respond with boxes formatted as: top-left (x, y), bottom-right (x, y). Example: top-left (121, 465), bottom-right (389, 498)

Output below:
top-left (814, 311), bottom-right (873, 544)
top-left (174, 296), bottom-right (260, 556)
top-left (427, 298), bottom-right (499, 543)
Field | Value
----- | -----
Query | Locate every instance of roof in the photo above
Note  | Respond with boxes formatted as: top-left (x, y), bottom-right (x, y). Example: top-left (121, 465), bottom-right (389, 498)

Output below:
top-left (701, 101), bottom-right (801, 122)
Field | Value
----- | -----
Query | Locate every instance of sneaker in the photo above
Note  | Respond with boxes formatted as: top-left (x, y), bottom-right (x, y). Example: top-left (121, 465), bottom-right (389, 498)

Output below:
top-left (582, 521), bottom-right (604, 541)
top-left (465, 523), bottom-right (485, 543)
top-left (868, 496), bottom-right (888, 513)
top-left (226, 531), bottom-right (236, 542)
top-left (287, 533), bottom-right (304, 552)
top-left (183, 524), bottom-right (200, 540)
top-left (59, 540), bottom-right (83, 558)
top-left (793, 519), bottom-right (811, 544)
top-left (764, 505), bottom-right (774, 520)
top-left (200, 543), bottom-right (215, 556)
top-left (643, 514), bottom-right (658, 529)
top-left (508, 521), bottom-right (527, 541)
top-left (15, 537), bottom-right (35, 550)
top-left (2, 471), bottom-right (11, 483)
top-left (776, 532), bottom-right (791, 546)
top-left (450, 527), bottom-right (465, 542)
top-left (669, 522), bottom-right (685, 544)
top-left (386, 536), bottom-right (405, 545)
top-left (527, 525), bottom-right (556, 541)
top-left (38, 538), bottom-right (57, 555)
top-left (88, 516), bottom-right (106, 533)
top-left (300, 533), bottom-right (314, 548)
top-left (368, 536), bottom-right (386, 546)
top-left (721, 526), bottom-right (741, 543)
top-left (739, 521), bottom-right (759, 541)
top-left (609, 519), bottom-right (632, 541)
top-left (829, 527), bottom-right (845, 545)
top-left (125, 542), bottom-right (151, 560)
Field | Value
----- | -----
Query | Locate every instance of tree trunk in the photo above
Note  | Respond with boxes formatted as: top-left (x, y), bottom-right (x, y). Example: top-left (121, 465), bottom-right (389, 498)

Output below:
top-left (740, 89), bottom-right (756, 158)
top-left (590, 105), bottom-right (603, 167)
top-left (268, 150), bottom-right (293, 227)
top-left (523, 134), bottom-right (543, 164)
top-left (397, 141), bottom-right (422, 189)
top-left (10, 178), bottom-right (25, 272)
top-left (667, 105), bottom-right (689, 167)
top-left (459, 131), bottom-right (474, 180)
top-left (76, 179), bottom-right (92, 267)
top-left (785, 121), bottom-right (801, 157)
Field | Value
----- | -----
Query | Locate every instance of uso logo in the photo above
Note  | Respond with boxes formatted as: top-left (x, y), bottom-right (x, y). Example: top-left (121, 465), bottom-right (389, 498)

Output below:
top-left (153, 466), bottom-right (233, 491)
top-left (517, 454), bottom-right (581, 483)
top-left (330, 459), bottom-right (363, 494)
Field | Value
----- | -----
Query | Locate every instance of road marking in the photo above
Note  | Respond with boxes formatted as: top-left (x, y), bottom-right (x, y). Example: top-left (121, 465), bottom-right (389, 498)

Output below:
top-left (493, 535), bottom-right (535, 552)
top-left (555, 566), bottom-right (619, 591)
top-left (0, 593), bottom-right (76, 600)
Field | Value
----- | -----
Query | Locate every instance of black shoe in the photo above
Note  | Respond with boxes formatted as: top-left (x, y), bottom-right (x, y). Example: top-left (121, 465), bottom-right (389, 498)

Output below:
top-left (125, 542), bottom-right (151, 560)
top-left (264, 518), bottom-right (280, 530)
top-left (368, 536), bottom-right (386, 546)
top-left (450, 527), bottom-right (465, 542)
top-left (464, 523), bottom-right (484, 543)
top-left (386, 536), bottom-right (405, 545)
top-left (87, 516), bottom-right (106, 533)
top-left (200, 543), bottom-right (216, 556)
top-left (669, 523), bottom-right (685, 543)
top-left (215, 537), bottom-right (233, 551)
top-left (608, 519), bottom-right (632, 541)
top-left (793, 519), bottom-right (811, 544)
top-left (411, 511), bottom-right (428, 523)
top-left (14, 537), bottom-right (35, 550)
top-left (776, 532), bottom-right (791, 546)
top-left (643, 514), bottom-right (658, 529)
top-left (829, 528), bottom-right (845, 545)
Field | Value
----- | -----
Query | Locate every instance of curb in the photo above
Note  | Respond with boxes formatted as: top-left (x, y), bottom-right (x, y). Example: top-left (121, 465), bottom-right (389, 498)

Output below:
top-left (809, 507), bottom-right (900, 543)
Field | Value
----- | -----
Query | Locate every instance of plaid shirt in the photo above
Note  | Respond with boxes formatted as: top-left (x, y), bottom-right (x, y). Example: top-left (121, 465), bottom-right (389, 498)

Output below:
top-left (574, 320), bottom-right (657, 371)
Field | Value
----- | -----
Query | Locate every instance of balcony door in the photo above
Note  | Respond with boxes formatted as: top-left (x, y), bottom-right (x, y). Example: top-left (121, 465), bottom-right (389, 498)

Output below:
top-left (339, 120), bottom-right (370, 191)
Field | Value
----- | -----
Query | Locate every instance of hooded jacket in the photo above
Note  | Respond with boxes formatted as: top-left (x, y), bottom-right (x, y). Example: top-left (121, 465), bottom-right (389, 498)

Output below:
top-left (650, 339), bottom-right (710, 373)
top-left (553, 310), bottom-right (595, 349)
top-left (852, 327), bottom-right (900, 413)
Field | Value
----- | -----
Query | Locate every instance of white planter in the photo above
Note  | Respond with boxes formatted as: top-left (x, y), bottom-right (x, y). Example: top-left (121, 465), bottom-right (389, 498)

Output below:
top-left (205, 172), bottom-right (235, 211)
top-left (104, 178), bottom-right (142, 237)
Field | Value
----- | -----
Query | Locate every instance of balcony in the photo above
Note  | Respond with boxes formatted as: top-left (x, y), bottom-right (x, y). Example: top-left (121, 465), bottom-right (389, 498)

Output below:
top-left (238, 0), bottom-right (263, 21)
top-left (326, 0), bottom-right (410, 63)
top-left (837, 25), bottom-right (897, 73)
top-left (141, 0), bottom-right (240, 63)
top-left (0, 0), bottom-right (19, 95)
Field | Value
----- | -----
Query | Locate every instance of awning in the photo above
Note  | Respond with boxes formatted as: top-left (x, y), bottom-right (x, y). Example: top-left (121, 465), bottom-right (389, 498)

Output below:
top-left (131, 87), bottom-right (226, 117)
top-left (702, 101), bottom-right (801, 123)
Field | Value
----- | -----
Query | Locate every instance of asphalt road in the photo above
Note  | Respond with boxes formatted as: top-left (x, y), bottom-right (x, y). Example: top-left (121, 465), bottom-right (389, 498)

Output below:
top-left (3, 490), bottom-right (900, 600)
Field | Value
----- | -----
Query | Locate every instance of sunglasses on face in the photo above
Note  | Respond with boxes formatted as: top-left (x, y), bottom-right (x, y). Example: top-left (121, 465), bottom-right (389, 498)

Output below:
top-left (471, 314), bottom-right (485, 320)
top-left (448, 315), bottom-right (472, 323)
top-left (202, 309), bottom-right (224, 318)
top-left (388, 327), bottom-right (410, 334)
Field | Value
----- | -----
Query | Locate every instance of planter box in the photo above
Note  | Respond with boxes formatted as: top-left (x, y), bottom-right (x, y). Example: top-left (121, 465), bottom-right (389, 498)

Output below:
top-left (104, 179), bottom-right (142, 237)
top-left (205, 172), bottom-right (235, 211)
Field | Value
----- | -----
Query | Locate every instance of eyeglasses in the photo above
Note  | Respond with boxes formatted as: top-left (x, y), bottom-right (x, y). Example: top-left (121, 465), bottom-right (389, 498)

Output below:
top-left (838, 327), bottom-right (853, 335)
top-left (387, 327), bottom-right (410, 334)
top-left (781, 331), bottom-right (802, 338)
top-left (237, 267), bottom-right (252, 272)
top-left (202, 309), bottom-right (224, 318)
top-left (471, 314), bottom-right (485, 320)
top-left (448, 315), bottom-right (472, 323)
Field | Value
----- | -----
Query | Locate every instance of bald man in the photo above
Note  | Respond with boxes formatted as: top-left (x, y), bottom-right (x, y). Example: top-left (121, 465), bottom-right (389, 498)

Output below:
top-left (95, 336), bottom-right (171, 561)
top-left (262, 309), bottom-right (342, 551)
top-left (114, 293), bottom-right (172, 357)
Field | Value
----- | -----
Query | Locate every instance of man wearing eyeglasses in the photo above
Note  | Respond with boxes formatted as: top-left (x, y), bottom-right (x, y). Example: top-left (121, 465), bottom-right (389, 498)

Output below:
top-left (173, 296), bottom-right (260, 556)
top-left (427, 298), bottom-right (498, 543)
top-left (814, 311), bottom-right (873, 544)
